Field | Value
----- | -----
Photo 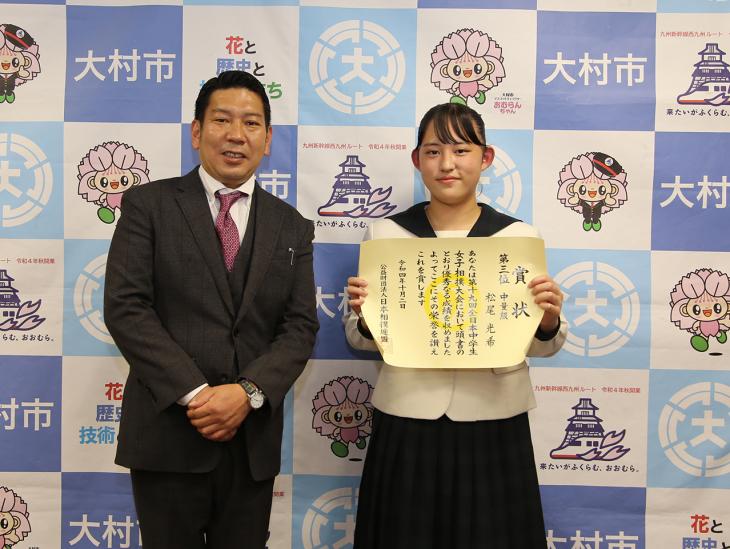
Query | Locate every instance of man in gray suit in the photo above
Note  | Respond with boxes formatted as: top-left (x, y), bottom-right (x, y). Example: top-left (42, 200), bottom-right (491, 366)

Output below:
top-left (104, 70), bottom-right (319, 549)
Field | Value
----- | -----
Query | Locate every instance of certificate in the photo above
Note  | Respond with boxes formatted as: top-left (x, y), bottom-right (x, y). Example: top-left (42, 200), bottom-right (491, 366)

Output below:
top-left (358, 237), bottom-right (547, 369)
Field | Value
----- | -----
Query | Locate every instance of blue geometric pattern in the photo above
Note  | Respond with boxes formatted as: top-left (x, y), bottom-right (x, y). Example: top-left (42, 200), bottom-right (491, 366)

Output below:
top-left (0, 2), bottom-right (729, 548)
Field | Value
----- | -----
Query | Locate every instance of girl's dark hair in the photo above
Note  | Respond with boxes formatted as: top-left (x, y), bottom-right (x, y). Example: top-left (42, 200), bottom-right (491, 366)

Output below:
top-left (415, 103), bottom-right (487, 148)
top-left (194, 70), bottom-right (271, 128)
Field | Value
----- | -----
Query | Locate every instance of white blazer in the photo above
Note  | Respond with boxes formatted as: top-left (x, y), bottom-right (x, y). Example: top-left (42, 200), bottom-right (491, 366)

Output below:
top-left (345, 213), bottom-right (567, 421)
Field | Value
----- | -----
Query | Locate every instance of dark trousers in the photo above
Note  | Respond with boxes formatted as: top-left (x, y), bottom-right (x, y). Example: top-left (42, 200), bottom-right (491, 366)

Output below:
top-left (130, 436), bottom-right (274, 549)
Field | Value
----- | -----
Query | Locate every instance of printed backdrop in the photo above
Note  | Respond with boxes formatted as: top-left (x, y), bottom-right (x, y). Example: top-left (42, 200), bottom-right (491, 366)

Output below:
top-left (0, 0), bottom-right (729, 548)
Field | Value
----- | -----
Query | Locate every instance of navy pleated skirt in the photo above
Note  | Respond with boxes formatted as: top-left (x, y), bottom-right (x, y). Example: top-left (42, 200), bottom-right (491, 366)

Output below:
top-left (354, 410), bottom-right (547, 549)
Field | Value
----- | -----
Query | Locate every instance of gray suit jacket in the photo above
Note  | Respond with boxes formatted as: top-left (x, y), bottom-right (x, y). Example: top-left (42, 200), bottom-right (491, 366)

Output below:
top-left (104, 167), bottom-right (318, 480)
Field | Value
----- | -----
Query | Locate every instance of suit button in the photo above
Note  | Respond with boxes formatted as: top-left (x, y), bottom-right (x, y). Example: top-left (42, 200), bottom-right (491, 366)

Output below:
top-left (221, 374), bottom-right (229, 382)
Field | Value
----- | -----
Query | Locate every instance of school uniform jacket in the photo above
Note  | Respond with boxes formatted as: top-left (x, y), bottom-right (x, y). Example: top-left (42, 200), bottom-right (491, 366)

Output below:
top-left (345, 202), bottom-right (567, 421)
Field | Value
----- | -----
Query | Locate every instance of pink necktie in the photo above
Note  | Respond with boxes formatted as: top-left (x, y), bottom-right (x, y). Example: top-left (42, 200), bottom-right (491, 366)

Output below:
top-left (215, 190), bottom-right (245, 272)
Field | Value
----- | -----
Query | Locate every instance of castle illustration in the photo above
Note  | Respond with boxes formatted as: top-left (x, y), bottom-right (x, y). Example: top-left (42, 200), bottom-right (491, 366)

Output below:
top-left (0, 269), bottom-right (21, 321)
top-left (0, 268), bottom-right (45, 331)
top-left (317, 155), bottom-right (396, 219)
top-left (550, 397), bottom-right (630, 462)
top-left (677, 43), bottom-right (730, 106)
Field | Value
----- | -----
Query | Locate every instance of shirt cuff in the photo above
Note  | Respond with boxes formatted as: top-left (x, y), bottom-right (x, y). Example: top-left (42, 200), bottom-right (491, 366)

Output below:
top-left (535, 319), bottom-right (561, 341)
top-left (177, 383), bottom-right (208, 406)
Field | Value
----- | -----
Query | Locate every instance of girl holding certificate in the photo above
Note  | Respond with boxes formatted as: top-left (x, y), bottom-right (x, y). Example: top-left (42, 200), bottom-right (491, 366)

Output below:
top-left (345, 103), bottom-right (566, 549)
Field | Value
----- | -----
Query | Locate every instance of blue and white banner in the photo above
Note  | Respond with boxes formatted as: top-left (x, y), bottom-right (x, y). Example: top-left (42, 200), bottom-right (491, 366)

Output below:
top-left (1, 2), bottom-right (729, 548)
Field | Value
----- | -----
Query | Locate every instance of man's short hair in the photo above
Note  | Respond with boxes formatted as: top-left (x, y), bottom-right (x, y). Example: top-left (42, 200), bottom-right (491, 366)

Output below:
top-left (194, 71), bottom-right (271, 128)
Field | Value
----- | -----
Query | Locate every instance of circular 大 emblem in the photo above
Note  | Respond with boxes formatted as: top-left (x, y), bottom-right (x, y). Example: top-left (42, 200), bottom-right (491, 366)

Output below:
top-left (309, 20), bottom-right (405, 115)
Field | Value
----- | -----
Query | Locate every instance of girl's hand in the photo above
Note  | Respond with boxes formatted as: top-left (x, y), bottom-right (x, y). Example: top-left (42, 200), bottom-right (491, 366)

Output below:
top-left (528, 274), bottom-right (564, 332)
top-left (346, 276), bottom-right (369, 316)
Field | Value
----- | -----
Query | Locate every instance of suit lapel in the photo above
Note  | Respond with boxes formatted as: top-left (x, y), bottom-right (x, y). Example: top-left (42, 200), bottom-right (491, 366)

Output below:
top-left (174, 169), bottom-right (235, 317)
top-left (236, 184), bottom-right (284, 325)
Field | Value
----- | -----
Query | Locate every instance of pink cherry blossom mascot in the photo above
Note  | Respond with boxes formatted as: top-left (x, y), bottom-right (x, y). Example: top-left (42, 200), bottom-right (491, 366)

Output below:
top-left (430, 28), bottom-right (505, 106)
top-left (557, 152), bottom-right (628, 232)
top-left (77, 142), bottom-right (150, 224)
top-left (670, 269), bottom-right (730, 352)
top-left (312, 376), bottom-right (374, 458)
top-left (0, 24), bottom-right (41, 104)
top-left (0, 487), bottom-right (31, 548)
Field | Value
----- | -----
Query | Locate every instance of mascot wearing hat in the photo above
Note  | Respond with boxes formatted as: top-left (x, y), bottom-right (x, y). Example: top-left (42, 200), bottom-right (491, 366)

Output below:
top-left (0, 24), bottom-right (41, 104)
top-left (557, 151), bottom-right (629, 232)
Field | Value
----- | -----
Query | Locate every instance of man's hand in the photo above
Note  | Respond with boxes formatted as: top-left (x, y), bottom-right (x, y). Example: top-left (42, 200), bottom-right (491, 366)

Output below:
top-left (187, 384), bottom-right (251, 442)
top-left (528, 274), bottom-right (564, 332)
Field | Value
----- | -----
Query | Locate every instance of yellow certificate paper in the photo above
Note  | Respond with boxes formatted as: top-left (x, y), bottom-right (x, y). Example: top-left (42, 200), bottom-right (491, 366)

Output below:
top-left (359, 237), bottom-right (547, 369)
